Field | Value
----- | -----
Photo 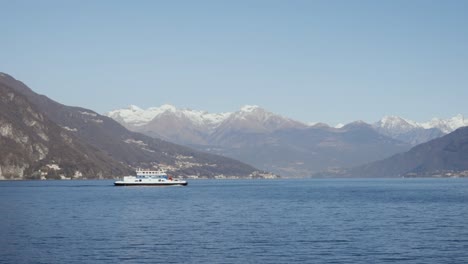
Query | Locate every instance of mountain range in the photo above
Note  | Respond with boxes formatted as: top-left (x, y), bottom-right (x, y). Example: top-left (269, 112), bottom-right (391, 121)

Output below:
top-left (108, 104), bottom-right (467, 145)
top-left (3, 71), bottom-right (467, 179)
top-left (0, 73), bottom-right (266, 180)
top-left (107, 105), bottom-right (466, 177)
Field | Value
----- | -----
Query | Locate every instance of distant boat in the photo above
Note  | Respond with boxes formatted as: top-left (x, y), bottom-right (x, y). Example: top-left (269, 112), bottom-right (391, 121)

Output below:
top-left (114, 169), bottom-right (188, 186)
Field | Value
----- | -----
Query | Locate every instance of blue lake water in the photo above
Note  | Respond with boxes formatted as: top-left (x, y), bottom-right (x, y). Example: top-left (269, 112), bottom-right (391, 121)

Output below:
top-left (1, 178), bottom-right (468, 263)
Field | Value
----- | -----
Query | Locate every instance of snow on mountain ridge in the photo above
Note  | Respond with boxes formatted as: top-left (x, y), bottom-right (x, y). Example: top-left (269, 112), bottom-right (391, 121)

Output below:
top-left (419, 114), bottom-right (467, 133)
top-left (376, 114), bottom-right (468, 134)
top-left (231, 105), bottom-right (307, 129)
top-left (106, 104), bottom-right (232, 128)
top-left (106, 105), bottom-right (161, 126)
top-left (106, 104), bottom-right (309, 134)
top-left (375, 116), bottom-right (417, 135)
top-left (240, 105), bottom-right (260, 113)
top-left (129, 105), bottom-right (142, 111)
top-left (380, 116), bottom-right (417, 127)
top-left (107, 105), bottom-right (467, 135)
top-left (179, 109), bottom-right (232, 126)
top-left (158, 104), bottom-right (177, 113)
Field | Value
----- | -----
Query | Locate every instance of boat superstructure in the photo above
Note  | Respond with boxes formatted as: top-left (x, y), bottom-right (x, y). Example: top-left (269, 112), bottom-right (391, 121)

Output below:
top-left (114, 169), bottom-right (188, 186)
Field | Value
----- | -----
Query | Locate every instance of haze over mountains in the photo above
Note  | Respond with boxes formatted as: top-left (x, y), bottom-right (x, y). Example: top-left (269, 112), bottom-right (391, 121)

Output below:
top-left (107, 105), bottom-right (468, 177)
top-left (0, 73), bottom-right (265, 180)
top-left (2, 71), bottom-right (467, 180)
top-left (334, 126), bottom-right (468, 178)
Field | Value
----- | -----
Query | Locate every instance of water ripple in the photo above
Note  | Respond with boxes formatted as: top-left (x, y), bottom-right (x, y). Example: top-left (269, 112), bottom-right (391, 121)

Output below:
top-left (1, 179), bottom-right (468, 263)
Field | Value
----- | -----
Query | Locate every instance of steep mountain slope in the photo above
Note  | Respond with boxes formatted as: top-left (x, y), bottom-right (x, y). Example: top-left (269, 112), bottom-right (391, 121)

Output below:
top-left (338, 126), bottom-right (468, 178)
top-left (0, 73), bottom-right (260, 178)
top-left (0, 81), bottom-right (132, 179)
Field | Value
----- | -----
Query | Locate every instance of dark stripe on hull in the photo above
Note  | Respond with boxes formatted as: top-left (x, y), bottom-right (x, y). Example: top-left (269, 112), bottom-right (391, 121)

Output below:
top-left (114, 182), bottom-right (188, 186)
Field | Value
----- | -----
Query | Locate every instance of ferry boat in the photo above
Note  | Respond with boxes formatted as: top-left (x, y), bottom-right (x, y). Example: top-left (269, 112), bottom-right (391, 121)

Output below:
top-left (114, 169), bottom-right (188, 186)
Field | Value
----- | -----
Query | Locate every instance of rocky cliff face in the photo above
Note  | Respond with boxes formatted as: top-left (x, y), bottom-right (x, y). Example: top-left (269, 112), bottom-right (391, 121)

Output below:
top-left (0, 81), bottom-right (132, 179)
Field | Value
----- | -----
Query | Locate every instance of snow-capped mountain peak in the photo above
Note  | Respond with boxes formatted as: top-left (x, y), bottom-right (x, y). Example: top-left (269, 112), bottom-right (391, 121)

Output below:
top-left (106, 104), bottom-right (233, 128)
top-left (106, 105), bottom-right (161, 126)
top-left (420, 114), bottom-right (467, 133)
top-left (128, 105), bottom-right (142, 111)
top-left (178, 109), bottom-right (232, 127)
top-left (380, 116), bottom-right (408, 126)
top-left (107, 105), bottom-right (468, 144)
top-left (158, 104), bottom-right (177, 113)
top-left (107, 104), bottom-right (310, 137)
top-left (234, 105), bottom-right (269, 120)
top-left (240, 105), bottom-right (260, 113)
top-left (375, 115), bottom-right (418, 134)
top-left (375, 114), bottom-right (468, 132)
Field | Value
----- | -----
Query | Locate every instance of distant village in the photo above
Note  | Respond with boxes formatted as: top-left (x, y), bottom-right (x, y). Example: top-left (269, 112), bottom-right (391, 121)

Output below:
top-left (404, 170), bottom-right (468, 178)
top-left (186, 171), bottom-right (280, 180)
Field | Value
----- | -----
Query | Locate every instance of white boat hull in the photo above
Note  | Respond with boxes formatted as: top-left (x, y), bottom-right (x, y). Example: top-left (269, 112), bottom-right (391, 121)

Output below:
top-left (114, 170), bottom-right (188, 186)
top-left (114, 181), bottom-right (188, 186)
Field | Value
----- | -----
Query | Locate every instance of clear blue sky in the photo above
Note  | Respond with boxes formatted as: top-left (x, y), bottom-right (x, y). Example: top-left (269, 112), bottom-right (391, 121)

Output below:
top-left (1, 0), bottom-right (467, 125)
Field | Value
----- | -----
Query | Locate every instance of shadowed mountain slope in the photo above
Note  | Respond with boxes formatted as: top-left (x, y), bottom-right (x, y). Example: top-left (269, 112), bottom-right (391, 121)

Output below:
top-left (334, 126), bottom-right (468, 178)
